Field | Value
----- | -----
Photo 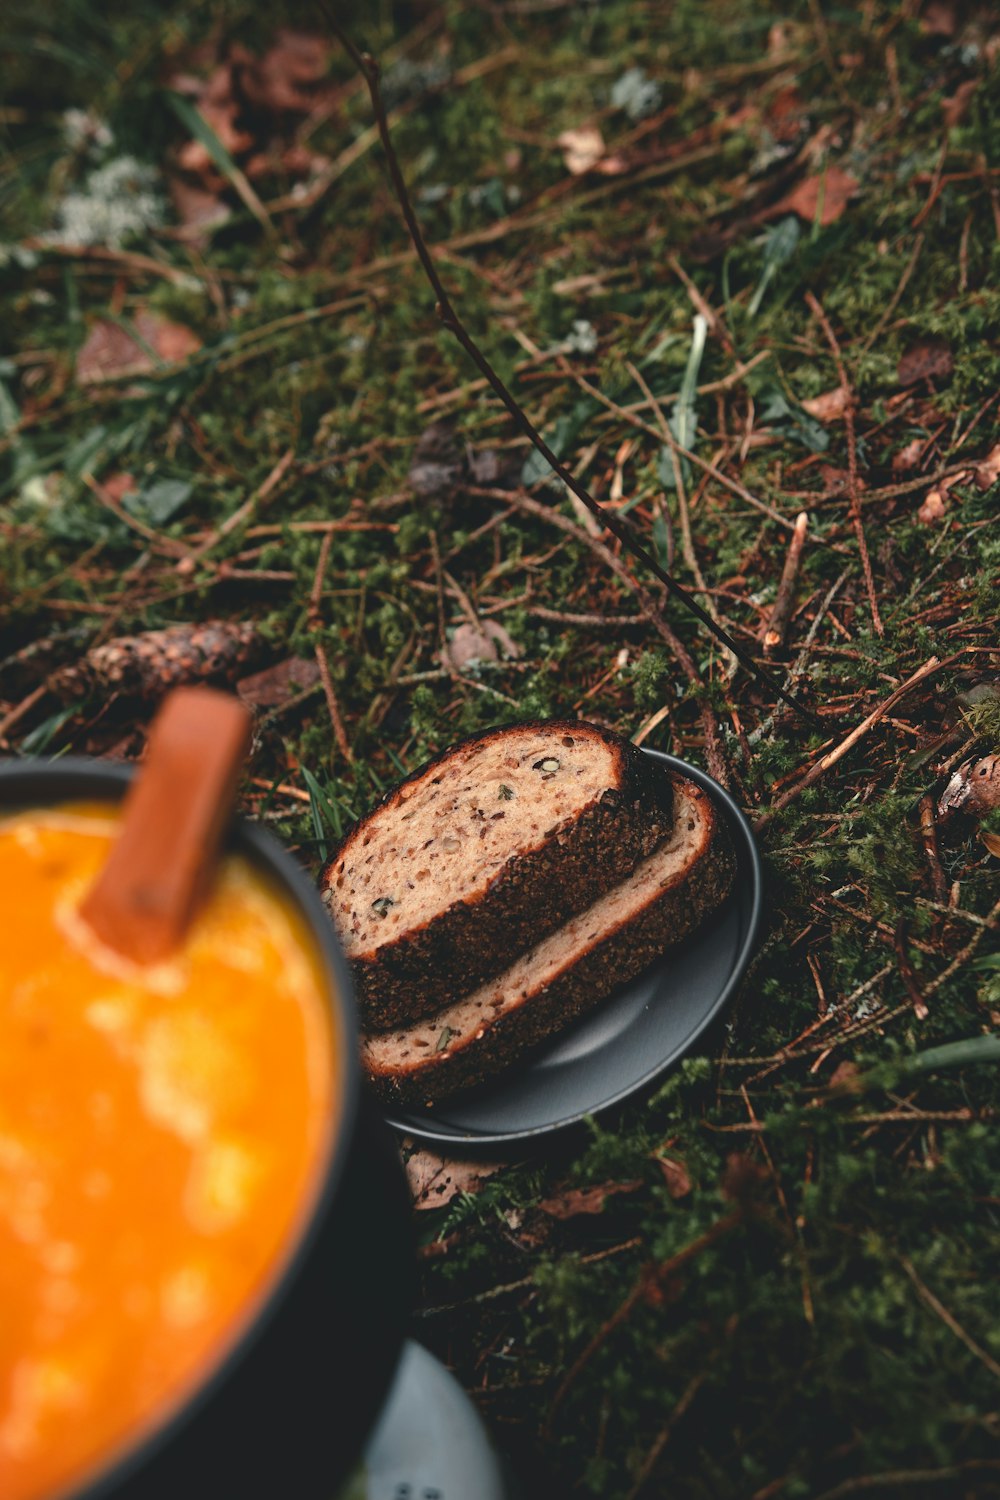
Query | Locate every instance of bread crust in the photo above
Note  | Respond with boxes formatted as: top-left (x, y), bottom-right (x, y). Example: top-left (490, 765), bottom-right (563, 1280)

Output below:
top-left (363, 780), bottom-right (735, 1107)
top-left (321, 720), bottom-right (674, 1029)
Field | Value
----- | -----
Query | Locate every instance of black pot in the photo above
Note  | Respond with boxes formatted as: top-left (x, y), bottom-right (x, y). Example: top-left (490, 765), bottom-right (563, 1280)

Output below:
top-left (0, 758), bottom-right (414, 1500)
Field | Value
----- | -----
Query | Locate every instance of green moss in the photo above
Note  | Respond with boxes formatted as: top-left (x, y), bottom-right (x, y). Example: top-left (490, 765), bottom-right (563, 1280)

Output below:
top-left (3, 2), bottom-right (999, 1495)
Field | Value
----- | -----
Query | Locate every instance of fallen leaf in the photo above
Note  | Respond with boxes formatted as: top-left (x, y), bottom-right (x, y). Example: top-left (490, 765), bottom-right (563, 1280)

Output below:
top-left (974, 443), bottom-right (1000, 491)
top-left (917, 490), bottom-right (947, 523)
top-left (892, 437), bottom-right (926, 472)
top-left (167, 32), bottom-right (332, 202)
top-left (768, 83), bottom-right (805, 131)
top-left (721, 1152), bottom-right (769, 1203)
top-left (76, 312), bottom-right (201, 385)
top-left (920, 0), bottom-right (956, 36)
top-left (408, 421), bottom-right (462, 490)
top-left (236, 30), bottom-right (331, 114)
top-left (236, 656), bottom-right (320, 709)
top-left (819, 464), bottom-right (863, 497)
top-left (443, 620), bottom-right (521, 673)
top-left (168, 174), bottom-right (227, 242)
top-left (981, 831), bottom-right (1000, 859)
top-left (897, 340), bottom-right (953, 387)
top-left (938, 754), bottom-right (1000, 820)
top-left (917, 467), bottom-right (971, 521)
top-left (653, 1152), bottom-right (692, 1198)
top-left (828, 1060), bottom-right (861, 1091)
top-left (99, 472), bottom-right (138, 505)
top-left (558, 125), bottom-right (606, 176)
top-left (942, 78), bottom-right (978, 128)
top-left (176, 99), bottom-right (254, 178)
top-left (801, 387), bottom-right (848, 422)
top-left (779, 166), bottom-right (858, 226)
top-left (155, 320), bottom-right (202, 364)
top-left (466, 446), bottom-right (509, 487)
top-left (538, 1180), bottom-right (641, 1219)
top-left (405, 1148), bottom-right (502, 1210)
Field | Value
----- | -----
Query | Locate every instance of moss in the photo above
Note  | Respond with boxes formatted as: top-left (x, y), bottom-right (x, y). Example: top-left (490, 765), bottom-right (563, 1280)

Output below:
top-left (3, 1), bottom-right (999, 1495)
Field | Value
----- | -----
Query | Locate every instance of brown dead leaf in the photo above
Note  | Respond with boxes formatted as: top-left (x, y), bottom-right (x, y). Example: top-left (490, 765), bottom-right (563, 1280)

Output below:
top-left (176, 100), bottom-right (254, 178)
top-left (892, 437), bottom-right (926, 472)
top-left (981, 830), bottom-right (1000, 859)
top-left (443, 620), bottom-right (521, 673)
top-left (938, 754), bottom-right (1000, 821)
top-left (720, 1152), bottom-right (768, 1204)
top-left (167, 175), bottom-right (227, 243)
top-left (819, 464), bottom-right (864, 497)
top-left (538, 1180), bottom-right (641, 1219)
top-left (405, 1148), bottom-right (502, 1210)
top-left (828, 1060), bottom-right (861, 1091)
top-left (779, 166), bottom-right (858, 226)
top-left (802, 387), bottom-right (848, 423)
top-left (920, 0), bottom-right (957, 36)
top-left (897, 340), bottom-right (953, 387)
top-left (236, 31), bottom-right (330, 114)
top-left (942, 78), bottom-right (978, 128)
top-left (558, 125), bottom-right (606, 176)
top-left (408, 420), bottom-right (464, 498)
top-left (236, 657), bottom-right (320, 710)
top-left (99, 472), bottom-right (137, 505)
top-left (974, 443), bottom-right (1000, 491)
top-left (917, 467), bottom-right (971, 521)
top-left (918, 490), bottom-right (947, 524)
top-left (75, 313), bottom-right (201, 385)
top-left (653, 1152), bottom-right (692, 1199)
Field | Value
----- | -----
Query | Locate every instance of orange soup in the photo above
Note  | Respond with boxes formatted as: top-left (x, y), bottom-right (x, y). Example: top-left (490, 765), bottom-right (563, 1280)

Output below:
top-left (0, 804), bottom-right (337, 1500)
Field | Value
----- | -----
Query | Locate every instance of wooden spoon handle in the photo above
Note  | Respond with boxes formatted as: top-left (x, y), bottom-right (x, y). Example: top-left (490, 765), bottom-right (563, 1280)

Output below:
top-left (80, 687), bottom-right (252, 964)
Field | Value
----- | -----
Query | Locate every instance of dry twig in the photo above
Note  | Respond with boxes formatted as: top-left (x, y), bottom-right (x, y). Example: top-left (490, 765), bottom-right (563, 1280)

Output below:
top-left (478, 485), bottom-right (730, 784)
top-left (762, 512), bottom-right (809, 655)
top-left (315, 1), bottom-right (817, 727)
top-left (805, 291), bottom-right (884, 637)
top-left (308, 528), bottom-right (352, 763)
top-left (754, 657), bottom-right (941, 831)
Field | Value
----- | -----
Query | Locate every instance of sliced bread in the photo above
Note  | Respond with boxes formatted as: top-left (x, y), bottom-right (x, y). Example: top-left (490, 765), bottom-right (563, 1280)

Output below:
top-left (362, 776), bottom-right (734, 1106)
top-left (320, 720), bottom-right (674, 1029)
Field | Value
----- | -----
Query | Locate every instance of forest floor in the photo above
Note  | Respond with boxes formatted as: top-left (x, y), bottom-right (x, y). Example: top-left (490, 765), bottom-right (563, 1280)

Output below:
top-left (2, 1), bottom-right (1000, 1496)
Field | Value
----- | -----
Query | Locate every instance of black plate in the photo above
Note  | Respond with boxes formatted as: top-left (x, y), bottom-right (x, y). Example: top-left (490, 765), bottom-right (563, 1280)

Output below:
top-left (385, 751), bottom-right (763, 1148)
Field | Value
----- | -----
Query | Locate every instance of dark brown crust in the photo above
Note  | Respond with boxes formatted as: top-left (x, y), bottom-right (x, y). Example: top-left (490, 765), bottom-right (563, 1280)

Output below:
top-left (320, 720), bottom-right (675, 1030)
top-left (364, 781), bottom-right (736, 1107)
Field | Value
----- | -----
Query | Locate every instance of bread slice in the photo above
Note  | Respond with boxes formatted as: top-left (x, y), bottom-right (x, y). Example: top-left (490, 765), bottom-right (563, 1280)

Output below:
top-left (362, 777), bottom-right (734, 1106)
top-left (320, 720), bottom-right (674, 1029)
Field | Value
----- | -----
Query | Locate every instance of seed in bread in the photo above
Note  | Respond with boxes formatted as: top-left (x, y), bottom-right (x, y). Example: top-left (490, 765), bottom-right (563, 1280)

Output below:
top-left (320, 720), bottom-right (674, 1029)
top-left (361, 776), bottom-right (733, 1106)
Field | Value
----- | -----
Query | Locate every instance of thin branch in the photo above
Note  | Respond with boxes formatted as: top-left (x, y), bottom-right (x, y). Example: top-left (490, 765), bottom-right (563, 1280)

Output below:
top-left (544, 1207), bottom-right (744, 1434)
top-left (754, 657), bottom-right (940, 831)
top-left (918, 792), bottom-right (949, 904)
top-left (626, 359), bottom-right (713, 612)
top-left (900, 1255), bottom-right (1000, 1382)
top-left (309, 528), bottom-right (352, 763)
top-left (812, 1460), bottom-right (1000, 1500)
top-left (805, 291), bottom-right (884, 637)
top-left (762, 511), bottom-right (809, 655)
top-left (482, 485), bottom-right (730, 784)
top-left (314, 1), bottom-right (818, 728)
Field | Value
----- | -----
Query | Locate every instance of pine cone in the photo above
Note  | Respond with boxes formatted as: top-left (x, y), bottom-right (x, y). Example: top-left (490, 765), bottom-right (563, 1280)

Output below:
top-left (51, 621), bottom-right (267, 701)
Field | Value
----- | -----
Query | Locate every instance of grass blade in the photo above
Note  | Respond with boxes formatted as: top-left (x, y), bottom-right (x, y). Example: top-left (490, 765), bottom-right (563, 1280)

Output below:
top-left (166, 91), bottom-right (274, 236)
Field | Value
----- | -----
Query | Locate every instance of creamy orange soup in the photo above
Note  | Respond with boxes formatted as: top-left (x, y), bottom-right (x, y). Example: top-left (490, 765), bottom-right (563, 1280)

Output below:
top-left (0, 803), bottom-right (337, 1500)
